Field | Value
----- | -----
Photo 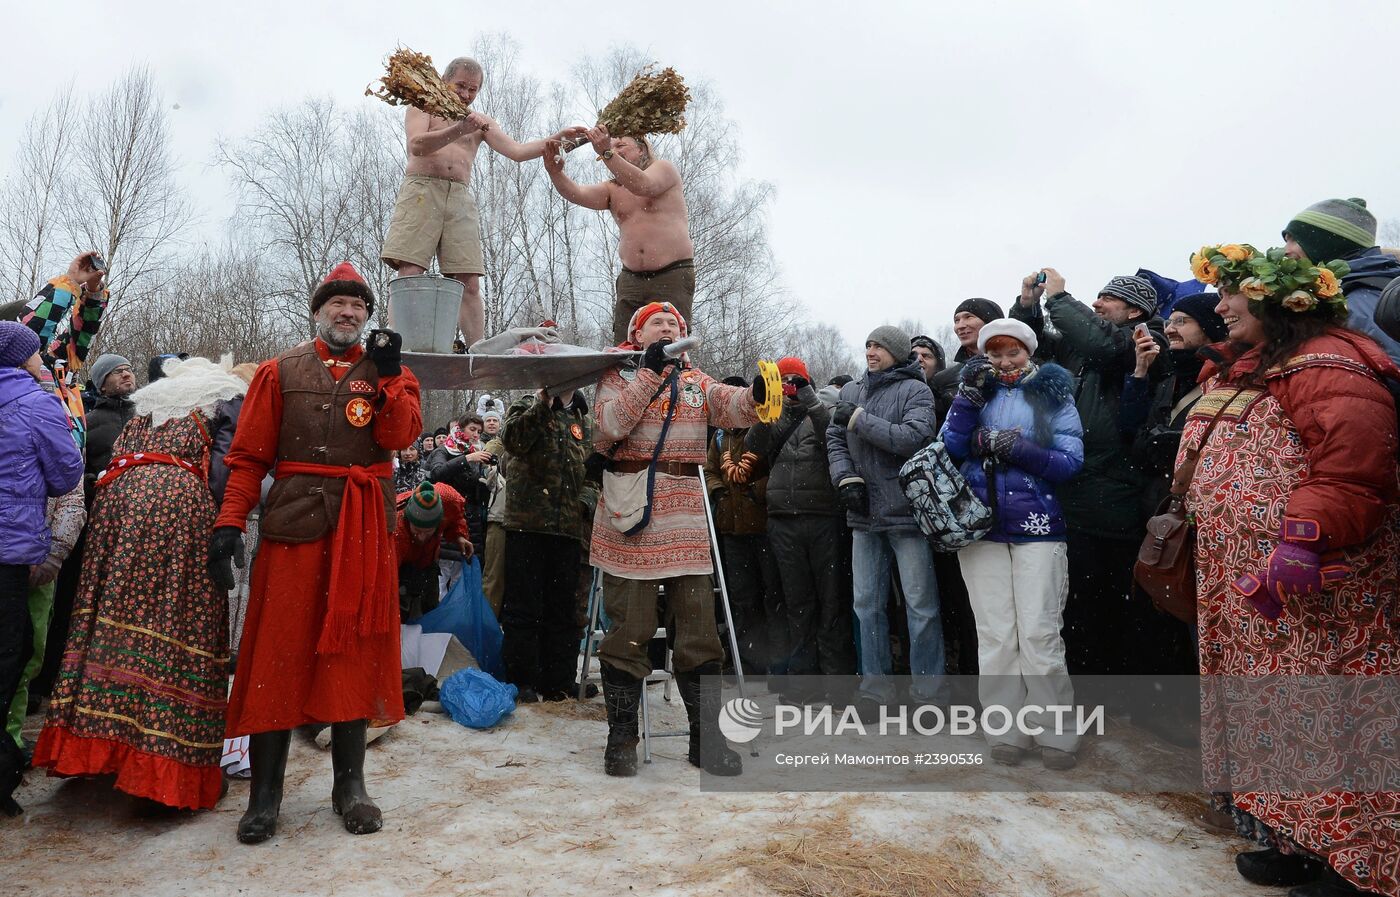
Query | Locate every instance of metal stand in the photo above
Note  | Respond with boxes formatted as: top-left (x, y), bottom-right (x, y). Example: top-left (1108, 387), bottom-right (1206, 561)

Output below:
top-left (697, 465), bottom-right (748, 701)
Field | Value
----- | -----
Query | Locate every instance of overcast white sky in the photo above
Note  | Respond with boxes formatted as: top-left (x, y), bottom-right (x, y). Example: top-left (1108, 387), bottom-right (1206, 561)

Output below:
top-left (4, 0), bottom-right (1398, 355)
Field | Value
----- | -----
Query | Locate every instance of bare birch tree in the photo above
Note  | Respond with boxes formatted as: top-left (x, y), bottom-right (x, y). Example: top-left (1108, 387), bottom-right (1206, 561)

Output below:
top-left (0, 87), bottom-right (76, 304)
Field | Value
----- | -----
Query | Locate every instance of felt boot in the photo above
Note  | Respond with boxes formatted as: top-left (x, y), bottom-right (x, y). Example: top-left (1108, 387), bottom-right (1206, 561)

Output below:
top-left (675, 662), bottom-right (742, 777)
top-left (330, 720), bottom-right (381, 835)
top-left (601, 664), bottom-right (640, 777)
top-left (1287, 868), bottom-right (1379, 896)
top-left (1236, 847), bottom-right (1325, 887)
top-left (236, 729), bottom-right (291, 844)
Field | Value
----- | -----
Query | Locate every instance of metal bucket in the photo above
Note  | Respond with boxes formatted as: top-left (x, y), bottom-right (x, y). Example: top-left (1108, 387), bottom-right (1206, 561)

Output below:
top-left (389, 275), bottom-right (463, 354)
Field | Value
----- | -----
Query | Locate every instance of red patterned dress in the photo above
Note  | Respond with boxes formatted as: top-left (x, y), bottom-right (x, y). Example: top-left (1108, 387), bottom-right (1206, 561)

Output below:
top-left (1185, 332), bottom-right (1400, 897)
top-left (34, 412), bottom-right (228, 810)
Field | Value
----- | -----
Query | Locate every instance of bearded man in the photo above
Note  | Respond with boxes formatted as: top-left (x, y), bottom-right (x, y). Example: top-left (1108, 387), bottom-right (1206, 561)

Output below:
top-left (210, 262), bottom-right (421, 843)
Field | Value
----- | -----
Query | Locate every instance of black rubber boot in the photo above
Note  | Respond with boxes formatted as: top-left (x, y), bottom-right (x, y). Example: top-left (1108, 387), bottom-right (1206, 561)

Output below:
top-left (236, 729), bottom-right (291, 844)
top-left (330, 720), bottom-right (381, 835)
top-left (1287, 868), bottom-right (1381, 897)
top-left (601, 664), bottom-right (641, 777)
top-left (675, 662), bottom-right (742, 777)
top-left (1236, 847), bottom-right (1324, 887)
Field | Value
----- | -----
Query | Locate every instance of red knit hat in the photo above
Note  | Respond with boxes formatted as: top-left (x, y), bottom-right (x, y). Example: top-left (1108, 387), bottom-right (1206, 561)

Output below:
top-left (311, 261), bottom-right (375, 315)
top-left (622, 301), bottom-right (688, 347)
top-left (776, 357), bottom-right (811, 382)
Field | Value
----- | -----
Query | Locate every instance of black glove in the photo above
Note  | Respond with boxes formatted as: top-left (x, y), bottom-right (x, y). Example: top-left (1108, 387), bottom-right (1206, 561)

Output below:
top-left (973, 427), bottom-right (1021, 461)
top-left (751, 371), bottom-right (767, 405)
top-left (642, 340), bottom-right (672, 374)
top-left (208, 526), bottom-right (246, 592)
top-left (837, 478), bottom-right (869, 515)
top-left (958, 357), bottom-right (996, 408)
top-left (833, 401), bottom-right (858, 428)
top-left (367, 329), bottom-right (403, 377)
top-left (584, 452), bottom-right (610, 481)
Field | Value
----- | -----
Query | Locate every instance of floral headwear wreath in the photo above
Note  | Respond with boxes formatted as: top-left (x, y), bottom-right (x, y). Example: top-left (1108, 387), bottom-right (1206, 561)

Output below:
top-left (1189, 244), bottom-right (1350, 315)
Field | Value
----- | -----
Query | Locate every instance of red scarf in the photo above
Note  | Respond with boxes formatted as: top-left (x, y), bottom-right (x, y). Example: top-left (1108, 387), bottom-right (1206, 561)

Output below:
top-left (276, 460), bottom-right (395, 654)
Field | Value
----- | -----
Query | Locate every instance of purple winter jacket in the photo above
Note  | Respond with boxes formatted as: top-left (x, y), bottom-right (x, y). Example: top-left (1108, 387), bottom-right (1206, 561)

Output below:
top-left (0, 367), bottom-right (84, 565)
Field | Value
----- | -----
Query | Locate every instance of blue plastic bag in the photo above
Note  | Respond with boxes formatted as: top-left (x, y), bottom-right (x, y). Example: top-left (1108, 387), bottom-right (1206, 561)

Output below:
top-left (417, 559), bottom-right (504, 677)
top-left (439, 668), bottom-right (517, 729)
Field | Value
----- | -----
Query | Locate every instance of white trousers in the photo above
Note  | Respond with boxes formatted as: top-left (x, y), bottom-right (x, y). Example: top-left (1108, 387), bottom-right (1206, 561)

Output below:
top-left (958, 540), bottom-right (1077, 751)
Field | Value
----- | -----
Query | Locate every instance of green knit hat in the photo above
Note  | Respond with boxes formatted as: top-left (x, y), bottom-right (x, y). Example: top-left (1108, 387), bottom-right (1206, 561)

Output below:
top-left (405, 482), bottom-right (444, 528)
top-left (1284, 197), bottom-right (1377, 263)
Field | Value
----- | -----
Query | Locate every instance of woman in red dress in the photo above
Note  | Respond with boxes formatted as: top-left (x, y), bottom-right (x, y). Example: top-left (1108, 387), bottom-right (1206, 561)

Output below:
top-left (34, 357), bottom-right (248, 810)
top-left (1185, 244), bottom-right (1400, 897)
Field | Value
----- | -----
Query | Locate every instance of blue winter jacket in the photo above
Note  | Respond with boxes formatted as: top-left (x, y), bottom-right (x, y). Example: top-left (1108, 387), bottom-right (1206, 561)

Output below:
top-left (1341, 247), bottom-right (1400, 366)
top-left (940, 364), bottom-right (1084, 543)
top-left (826, 359), bottom-right (937, 532)
top-left (0, 367), bottom-right (85, 565)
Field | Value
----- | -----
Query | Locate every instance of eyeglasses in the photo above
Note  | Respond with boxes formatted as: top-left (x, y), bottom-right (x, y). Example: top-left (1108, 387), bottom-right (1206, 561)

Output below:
top-left (1166, 316), bottom-right (1194, 328)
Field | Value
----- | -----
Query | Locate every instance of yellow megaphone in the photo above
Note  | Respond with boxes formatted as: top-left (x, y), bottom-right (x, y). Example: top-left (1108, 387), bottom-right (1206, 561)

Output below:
top-left (754, 359), bottom-right (784, 423)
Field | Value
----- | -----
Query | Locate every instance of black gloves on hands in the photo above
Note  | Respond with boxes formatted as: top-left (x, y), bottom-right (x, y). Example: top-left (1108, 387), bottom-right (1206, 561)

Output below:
top-left (838, 478), bottom-right (869, 515)
top-left (642, 340), bottom-right (672, 374)
top-left (833, 401), bottom-right (858, 428)
top-left (367, 329), bottom-right (403, 378)
top-left (584, 452), bottom-right (610, 481)
top-left (751, 371), bottom-right (767, 405)
top-left (973, 427), bottom-right (1021, 461)
top-left (958, 357), bottom-right (997, 408)
top-left (208, 526), bottom-right (246, 592)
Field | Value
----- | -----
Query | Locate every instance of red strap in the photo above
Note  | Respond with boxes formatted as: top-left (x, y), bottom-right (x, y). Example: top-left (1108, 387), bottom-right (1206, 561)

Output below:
top-left (275, 460), bottom-right (395, 654)
top-left (96, 452), bottom-right (205, 489)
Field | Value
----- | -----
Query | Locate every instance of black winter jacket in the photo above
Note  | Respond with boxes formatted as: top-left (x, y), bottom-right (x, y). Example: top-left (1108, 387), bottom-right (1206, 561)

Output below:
top-left (746, 385), bottom-right (840, 517)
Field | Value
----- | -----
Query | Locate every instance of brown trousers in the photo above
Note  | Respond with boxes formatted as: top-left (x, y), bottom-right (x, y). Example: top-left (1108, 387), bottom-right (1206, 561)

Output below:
top-left (611, 259), bottom-right (696, 344)
top-left (597, 572), bottom-right (721, 680)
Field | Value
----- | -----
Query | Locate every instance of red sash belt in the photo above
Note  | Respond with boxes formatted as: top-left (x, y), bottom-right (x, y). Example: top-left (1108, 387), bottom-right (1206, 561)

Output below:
top-left (276, 460), bottom-right (395, 654)
top-left (96, 452), bottom-right (205, 489)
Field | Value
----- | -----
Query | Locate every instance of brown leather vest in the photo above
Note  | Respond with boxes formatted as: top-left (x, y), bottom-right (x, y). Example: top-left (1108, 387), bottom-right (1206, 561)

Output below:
top-left (259, 342), bottom-right (396, 543)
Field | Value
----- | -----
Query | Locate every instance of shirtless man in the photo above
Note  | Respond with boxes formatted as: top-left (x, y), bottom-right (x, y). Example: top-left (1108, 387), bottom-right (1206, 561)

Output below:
top-left (542, 125), bottom-right (696, 344)
top-left (381, 56), bottom-right (583, 348)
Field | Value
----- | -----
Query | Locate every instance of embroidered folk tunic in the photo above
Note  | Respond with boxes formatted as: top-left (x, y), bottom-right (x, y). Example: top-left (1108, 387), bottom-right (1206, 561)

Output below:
top-left (216, 340), bottom-right (421, 735)
top-left (590, 364), bottom-right (757, 580)
top-left (1186, 333), bottom-right (1400, 897)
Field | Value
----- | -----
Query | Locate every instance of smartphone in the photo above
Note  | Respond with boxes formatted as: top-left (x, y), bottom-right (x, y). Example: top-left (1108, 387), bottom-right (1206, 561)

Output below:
top-left (1134, 322), bottom-right (1149, 337)
top-left (1034, 272), bottom-right (1047, 285)
top-left (88, 253), bottom-right (107, 273)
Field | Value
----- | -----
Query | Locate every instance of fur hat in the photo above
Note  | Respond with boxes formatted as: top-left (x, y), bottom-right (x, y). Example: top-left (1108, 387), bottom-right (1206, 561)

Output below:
top-left (976, 318), bottom-right (1039, 355)
top-left (311, 261), bottom-right (375, 316)
top-left (865, 325), bottom-right (912, 361)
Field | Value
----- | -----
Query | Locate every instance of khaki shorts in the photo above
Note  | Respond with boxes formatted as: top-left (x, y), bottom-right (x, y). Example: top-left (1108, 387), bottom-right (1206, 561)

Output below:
top-left (381, 174), bottom-right (485, 276)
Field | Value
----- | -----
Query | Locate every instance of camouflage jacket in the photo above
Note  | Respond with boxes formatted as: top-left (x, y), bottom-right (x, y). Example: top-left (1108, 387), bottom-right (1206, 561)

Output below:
top-left (501, 393), bottom-right (593, 540)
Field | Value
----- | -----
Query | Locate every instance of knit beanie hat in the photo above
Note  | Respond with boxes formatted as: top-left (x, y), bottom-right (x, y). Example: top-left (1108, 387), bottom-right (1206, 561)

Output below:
top-left (1169, 293), bottom-right (1229, 342)
top-left (311, 261), bottom-right (375, 316)
top-left (910, 335), bottom-right (947, 367)
top-left (1098, 275), bottom-right (1158, 318)
top-left (405, 482), bottom-right (444, 528)
top-left (89, 354), bottom-right (131, 392)
top-left (976, 318), bottom-right (1038, 355)
top-left (954, 298), bottom-right (1005, 324)
top-left (481, 409), bottom-right (503, 424)
top-left (865, 324), bottom-right (912, 361)
top-left (776, 356), bottom-right (811, 382)
top-left (0, 321), bottom-right (40, 367)
top-left (1285, 197), bottom-right (1377, 263)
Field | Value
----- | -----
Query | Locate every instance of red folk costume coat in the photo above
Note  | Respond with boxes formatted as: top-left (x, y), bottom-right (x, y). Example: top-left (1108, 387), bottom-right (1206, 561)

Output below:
top-left (217, 340), bottom-right (421, 734)
top-left (1186, 330), bottom-right (1400, 897)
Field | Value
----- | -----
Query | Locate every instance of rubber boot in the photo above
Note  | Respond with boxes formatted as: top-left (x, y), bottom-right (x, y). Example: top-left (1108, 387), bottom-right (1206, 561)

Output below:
top-left (236, 729), bottom-right (291, 844)
top-left (601, 663), bottom-right (640, 777)
top-left (330, 720), bottom-right (381, 835)
top-left (675, 661), bottom-right (742, 776)
top-left (1236, 847), bottom-right (1324, 886)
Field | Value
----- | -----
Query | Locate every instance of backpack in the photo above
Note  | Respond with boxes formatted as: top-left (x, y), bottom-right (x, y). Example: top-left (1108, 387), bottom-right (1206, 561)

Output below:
top-left (899, 439), bottom-right (993, 552)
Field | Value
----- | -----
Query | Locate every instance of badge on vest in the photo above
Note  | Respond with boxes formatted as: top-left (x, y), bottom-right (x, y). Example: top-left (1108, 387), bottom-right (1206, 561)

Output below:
top-left (347, 380), bottom-right (375, 395)
top-left (570, 422), bottom-right (584, 440)
top-left (682, 383), bottom-right (705, 408)
top-left (346, 397), bottom-right (373, 427)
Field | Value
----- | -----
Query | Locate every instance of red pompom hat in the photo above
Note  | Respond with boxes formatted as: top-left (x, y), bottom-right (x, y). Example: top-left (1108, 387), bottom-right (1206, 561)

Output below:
top-left (311, 261), bottom-right (375, 315)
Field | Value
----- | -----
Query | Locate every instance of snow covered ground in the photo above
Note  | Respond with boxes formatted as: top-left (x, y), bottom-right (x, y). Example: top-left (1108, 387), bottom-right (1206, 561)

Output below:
top-left (6, 694), bottom-right (1275, 897)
